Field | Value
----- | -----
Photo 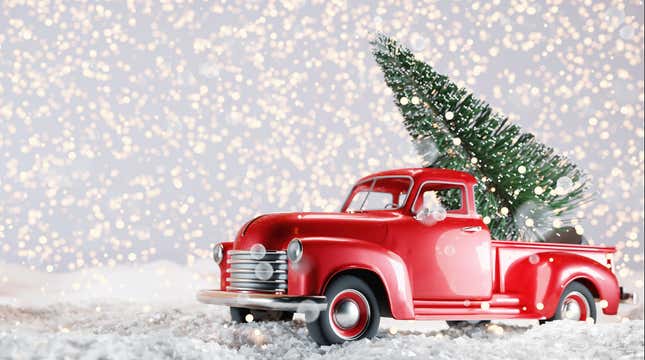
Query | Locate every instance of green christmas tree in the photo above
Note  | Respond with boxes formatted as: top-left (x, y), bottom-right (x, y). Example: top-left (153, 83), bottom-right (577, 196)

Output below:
top-left (372, 34), bottom-right (589, 241)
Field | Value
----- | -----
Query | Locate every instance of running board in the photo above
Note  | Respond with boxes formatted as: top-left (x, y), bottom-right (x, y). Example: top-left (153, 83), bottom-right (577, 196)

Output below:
top-left (414, 307), bottom-right (519, 316)
top-left (413, 294), bottom-right (520, 308)
top-left (413, 294), bottom-right (530, 319)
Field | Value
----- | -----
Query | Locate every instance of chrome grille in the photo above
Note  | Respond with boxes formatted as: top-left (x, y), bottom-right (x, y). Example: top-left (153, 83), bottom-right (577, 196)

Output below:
top-left (226, 250), bottom-right (288, 293)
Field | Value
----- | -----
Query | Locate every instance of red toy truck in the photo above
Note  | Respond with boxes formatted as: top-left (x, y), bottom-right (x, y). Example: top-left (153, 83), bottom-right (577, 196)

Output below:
top-left (198, 168), bottom-right (632, 345)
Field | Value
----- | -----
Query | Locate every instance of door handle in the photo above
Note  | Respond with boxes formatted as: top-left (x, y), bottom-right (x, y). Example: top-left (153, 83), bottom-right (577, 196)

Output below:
top-left (461, 226), bottom-right (482, 233)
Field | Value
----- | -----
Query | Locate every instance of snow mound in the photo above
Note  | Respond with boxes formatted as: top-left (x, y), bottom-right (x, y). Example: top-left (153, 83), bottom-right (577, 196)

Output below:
top-left (1, 302), bottom-right (643, 360)
top-left (1, 261), bottom-right (643, 359)
top-left (624, 304), bottom-right (644, 320)
top-left (0, 259), bottom-right (218, 306)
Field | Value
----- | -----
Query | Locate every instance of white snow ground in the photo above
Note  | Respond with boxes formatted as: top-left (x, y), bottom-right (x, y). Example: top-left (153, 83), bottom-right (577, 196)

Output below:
top-left (0, 260), bottom-right (643, 360)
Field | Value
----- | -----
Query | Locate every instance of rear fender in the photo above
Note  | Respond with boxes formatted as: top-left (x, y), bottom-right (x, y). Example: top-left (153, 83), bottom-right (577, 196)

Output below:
top-left (288, 237), bottom-right (415, 319)
top-left (504, 251), bottom-right (619, 318)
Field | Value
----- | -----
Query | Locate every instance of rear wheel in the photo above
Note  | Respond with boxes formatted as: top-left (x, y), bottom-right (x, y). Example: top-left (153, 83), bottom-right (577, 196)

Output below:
top-left (230, 307), bottom-right (294, 323)
top-left (306, 275), bottom-right (380, 345)
top-left (541, 282), bottom-right (596, 324)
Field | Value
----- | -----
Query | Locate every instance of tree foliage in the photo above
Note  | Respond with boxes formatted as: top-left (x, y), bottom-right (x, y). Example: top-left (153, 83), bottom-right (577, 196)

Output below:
top-left (372, 34), bottom-right (589, 241)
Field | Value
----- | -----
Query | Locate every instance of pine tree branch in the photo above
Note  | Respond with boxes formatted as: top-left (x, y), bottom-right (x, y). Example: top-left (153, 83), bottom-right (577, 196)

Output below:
top-left (371, 33), bottom-right (590, 241)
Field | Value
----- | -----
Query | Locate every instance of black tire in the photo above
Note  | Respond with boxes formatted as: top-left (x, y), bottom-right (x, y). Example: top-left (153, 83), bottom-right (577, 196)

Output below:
top-left (230, 307), bottom-right (294, 323)
top-left (230, 307), bottom-right (250, 322)
top-left (276, 311), bottom-right (294, 321)
top-left (540, 281), bottom-right (597, 324)
top-left (306, 275), bottom-right (380, 345)
top-left (446, 320), bottom-right (491, 327)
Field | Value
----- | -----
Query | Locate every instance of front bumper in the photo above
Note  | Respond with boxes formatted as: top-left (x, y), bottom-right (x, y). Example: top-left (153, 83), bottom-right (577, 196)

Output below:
top-left (197, 289), bottom-right (327, 312)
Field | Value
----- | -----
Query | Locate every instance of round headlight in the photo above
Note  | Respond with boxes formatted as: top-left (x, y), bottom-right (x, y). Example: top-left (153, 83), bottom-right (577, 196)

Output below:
top-left (287, 238), bottom-right (303, 263)
top-left (213, 243), bottom-right (224, 264)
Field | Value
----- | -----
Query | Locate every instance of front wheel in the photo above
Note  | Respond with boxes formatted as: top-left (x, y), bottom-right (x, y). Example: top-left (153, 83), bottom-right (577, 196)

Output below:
top-left (541, 281), bottom-right (597, 324)
top-left (306, 275), bottom-right (380, 345)
top-left (230, 307), bottom-right (294, 323)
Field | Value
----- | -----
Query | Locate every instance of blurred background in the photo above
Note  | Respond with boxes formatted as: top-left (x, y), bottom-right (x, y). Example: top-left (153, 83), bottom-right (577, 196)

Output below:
top-left (0, 0), bottom-right (642, 293)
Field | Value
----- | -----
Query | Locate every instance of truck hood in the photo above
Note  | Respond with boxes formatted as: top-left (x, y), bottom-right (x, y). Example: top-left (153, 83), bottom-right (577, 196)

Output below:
top-left (233, 211), bottom-right (399, 251)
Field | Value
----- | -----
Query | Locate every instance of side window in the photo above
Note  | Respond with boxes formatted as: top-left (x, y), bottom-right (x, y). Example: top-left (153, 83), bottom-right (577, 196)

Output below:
top-left (414, 183), bottom-right (466, 214)
top-left (434, 188), bottom-right (462, 210)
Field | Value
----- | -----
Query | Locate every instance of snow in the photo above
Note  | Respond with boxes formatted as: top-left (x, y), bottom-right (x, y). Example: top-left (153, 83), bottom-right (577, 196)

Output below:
top-left (1, 261), bottom-right (643, 359)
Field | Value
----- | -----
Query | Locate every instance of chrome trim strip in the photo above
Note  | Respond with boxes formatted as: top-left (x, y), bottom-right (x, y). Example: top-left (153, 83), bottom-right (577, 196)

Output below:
top-left (226, 286), bottom-right (286, 293)
top-left (197, 289), bottom-right (327, 311)
top-left (227, 273), bottom-right (288, 281)
top-left (229, 263), bottom-right (288, 270)
top-left (227, 283), bottom-right (288, 291)
top-left (229, 250), bottom-right (287, 255)
top-left (227, 268), bottom-right (287, 274)
top-left (228, 260), bottom-right (287, 264)
top-left (226, 250), bottom-right (289, 294)
top-left (226, 277), bottom-right (287, 284)
top-left (228, 254), bottom-right (287, 261)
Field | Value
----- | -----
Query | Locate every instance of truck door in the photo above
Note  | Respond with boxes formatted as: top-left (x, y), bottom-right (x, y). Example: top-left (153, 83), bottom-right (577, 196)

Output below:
top-left (400, 181), bottom-right (493, 300)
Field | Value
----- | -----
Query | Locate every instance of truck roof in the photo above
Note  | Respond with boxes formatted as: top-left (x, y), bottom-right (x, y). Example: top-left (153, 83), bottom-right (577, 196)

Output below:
top-left (358, 167), bottom-right (478, 186)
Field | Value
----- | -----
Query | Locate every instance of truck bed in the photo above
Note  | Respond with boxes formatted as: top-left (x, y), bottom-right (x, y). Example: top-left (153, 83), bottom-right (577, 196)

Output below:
top-left (491, 240), bottom-right (615, 294)
top-left (492, 240), bottom-right (614, 264)
top-left (411, 240), bottom-right (617, 320)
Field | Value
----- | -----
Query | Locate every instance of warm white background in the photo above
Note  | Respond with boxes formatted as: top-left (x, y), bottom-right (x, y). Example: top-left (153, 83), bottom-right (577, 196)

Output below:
top-left (0, 1), bottom-right (642, 293)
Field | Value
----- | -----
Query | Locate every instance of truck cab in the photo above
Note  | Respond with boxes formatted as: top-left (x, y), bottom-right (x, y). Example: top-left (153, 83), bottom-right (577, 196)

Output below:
top-left (198, 168), bottom-right (628, 345)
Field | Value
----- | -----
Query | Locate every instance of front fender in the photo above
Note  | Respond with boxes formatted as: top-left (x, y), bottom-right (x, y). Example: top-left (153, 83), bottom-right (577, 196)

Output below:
top-left (288, 237), bottom-right (415, 320)
top-left (504, 251), bottom-right (620, 318)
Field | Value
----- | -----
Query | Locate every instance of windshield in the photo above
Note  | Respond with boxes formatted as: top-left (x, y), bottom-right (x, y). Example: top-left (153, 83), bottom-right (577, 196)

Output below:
top-left (343, 177), bottom-right (412, 212)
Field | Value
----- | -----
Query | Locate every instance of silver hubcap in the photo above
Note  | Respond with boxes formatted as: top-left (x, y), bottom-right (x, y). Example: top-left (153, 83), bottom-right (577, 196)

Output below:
top-left (562, 300), bottom-right (582, 320)
top-left (561, 291), bottom-right (588, 321)
top-left (333, 299), bottom-right (360, 329)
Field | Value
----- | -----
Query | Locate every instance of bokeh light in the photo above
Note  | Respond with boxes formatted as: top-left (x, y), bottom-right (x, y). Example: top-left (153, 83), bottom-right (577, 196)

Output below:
top-left (0, 1), bottom-right (642, 295)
